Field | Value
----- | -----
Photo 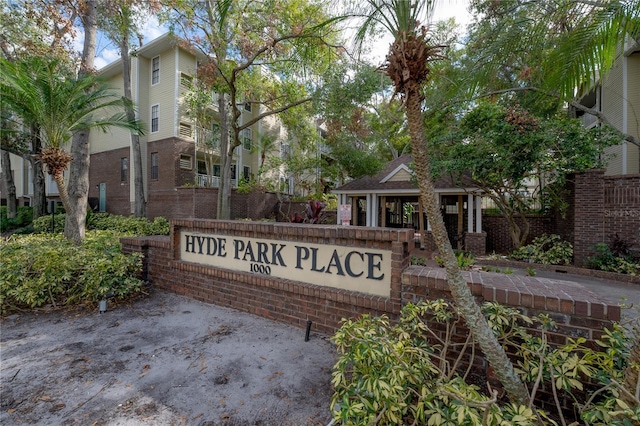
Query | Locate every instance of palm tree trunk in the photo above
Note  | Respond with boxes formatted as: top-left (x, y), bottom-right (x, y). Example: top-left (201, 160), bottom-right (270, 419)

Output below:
top-left (405, 91), bottom-right (530, 405)
top-left (55, 173), bottom-right (83, 245)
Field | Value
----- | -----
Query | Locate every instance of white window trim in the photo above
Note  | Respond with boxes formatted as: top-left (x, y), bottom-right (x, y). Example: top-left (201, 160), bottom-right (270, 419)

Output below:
top-left (151, 55), bottom-right (160, 85)
top-left (151, 104), bottom-right (159, 133)
top-left (242, 128), bottom-right (252, 151)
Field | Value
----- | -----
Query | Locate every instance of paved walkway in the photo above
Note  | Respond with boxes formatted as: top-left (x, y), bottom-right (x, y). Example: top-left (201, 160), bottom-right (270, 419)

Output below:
top-left (411, 249), bottom-right (640, 321)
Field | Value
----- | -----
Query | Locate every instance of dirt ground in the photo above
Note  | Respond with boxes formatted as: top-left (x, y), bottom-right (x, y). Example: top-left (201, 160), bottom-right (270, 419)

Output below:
top-left (0, 290), bottom-right (337, 426)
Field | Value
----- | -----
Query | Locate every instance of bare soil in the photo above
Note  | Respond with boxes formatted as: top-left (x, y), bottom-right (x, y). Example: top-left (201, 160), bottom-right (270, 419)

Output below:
top-left (0, 290), bottom-right (336, 425)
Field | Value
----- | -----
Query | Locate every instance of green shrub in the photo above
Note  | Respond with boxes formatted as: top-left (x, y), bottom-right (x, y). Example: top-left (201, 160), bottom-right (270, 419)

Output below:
top-left (510, 234), bottom-right (573, 265)
top-left (33, 212), bottom-right (170, 236)
top-left (33, 211), bottom-right (65, 233)
top-left (587, 243), bottom-right (639, 275)
top-left (0, 231), bottom-right (144, 314)
top-left (0, 206), bottom-right (33, 232)
top-left (435, 251), bottom-right (475, 269)
top-left (331, 300), bottom-right (640, 425)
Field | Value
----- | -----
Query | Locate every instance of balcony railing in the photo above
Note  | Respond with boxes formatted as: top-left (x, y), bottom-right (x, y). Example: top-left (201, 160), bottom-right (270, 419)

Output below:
top-left (196, 174), bottom-right (237, 188)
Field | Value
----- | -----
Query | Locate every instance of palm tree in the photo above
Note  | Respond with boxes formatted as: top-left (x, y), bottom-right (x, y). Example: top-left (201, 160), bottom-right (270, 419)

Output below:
top-left (353, 0), bottom-right (530, 404)
top-left (0, 57), bottom-right (143, 244)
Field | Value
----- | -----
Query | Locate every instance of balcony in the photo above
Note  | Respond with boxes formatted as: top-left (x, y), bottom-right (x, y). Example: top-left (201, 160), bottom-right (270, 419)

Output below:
top-left (196, 174), bottom-right (237, 188)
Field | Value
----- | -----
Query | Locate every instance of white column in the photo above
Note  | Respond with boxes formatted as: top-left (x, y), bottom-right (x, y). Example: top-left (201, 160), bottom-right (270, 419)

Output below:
top-left (467, 193), bottom-right (474, 233)
top-left (371, 195), bottom-right (378, 227)
top-left (366, 193), bottom-right (372, 226)
top-left (475, 196), bottom-right (482, 233)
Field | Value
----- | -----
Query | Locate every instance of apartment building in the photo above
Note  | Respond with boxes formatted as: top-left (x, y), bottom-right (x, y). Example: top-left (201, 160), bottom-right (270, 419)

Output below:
top-left (0, 33), bottom-right (303, 217)
top-left (574, 36), bottom-right (640, 175)
top-left (89, 33), bottom-right (294, 218)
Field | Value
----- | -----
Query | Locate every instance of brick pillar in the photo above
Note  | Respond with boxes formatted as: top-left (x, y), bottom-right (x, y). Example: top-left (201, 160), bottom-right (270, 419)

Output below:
top-left (464, 232), bottom-right (486, 256)
top-left (573, 170), bottom-right (605, 266)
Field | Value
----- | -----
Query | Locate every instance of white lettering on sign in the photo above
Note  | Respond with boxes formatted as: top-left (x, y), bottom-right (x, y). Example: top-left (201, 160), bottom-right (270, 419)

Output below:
top-left (181, 232), bottom-right (391, 297)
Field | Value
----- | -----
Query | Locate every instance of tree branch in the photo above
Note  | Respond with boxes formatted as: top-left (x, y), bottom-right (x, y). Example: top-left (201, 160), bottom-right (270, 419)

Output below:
top-left (477, 86), bottom-right (640, 148)
top-left (238, 96), bottom-right (313, 131)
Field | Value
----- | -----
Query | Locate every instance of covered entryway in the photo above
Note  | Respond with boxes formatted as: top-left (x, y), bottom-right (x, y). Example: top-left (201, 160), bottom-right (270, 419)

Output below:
top-left (333, 155), bottom-right (487, 255)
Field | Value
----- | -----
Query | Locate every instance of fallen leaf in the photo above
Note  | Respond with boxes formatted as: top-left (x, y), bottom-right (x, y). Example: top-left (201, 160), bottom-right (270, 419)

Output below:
top-left (139, 372), bottom-right (148, 378)
top-left (7, 409), bottom-right (15, 414)
top-left (40, 395), bottom-right (52, 401)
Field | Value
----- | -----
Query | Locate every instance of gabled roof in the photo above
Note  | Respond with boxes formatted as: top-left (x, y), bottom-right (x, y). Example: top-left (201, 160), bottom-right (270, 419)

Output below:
top-left (333, 154), bottom-right (481, 194)
top-left (98, 33), bottom-right (207, 78)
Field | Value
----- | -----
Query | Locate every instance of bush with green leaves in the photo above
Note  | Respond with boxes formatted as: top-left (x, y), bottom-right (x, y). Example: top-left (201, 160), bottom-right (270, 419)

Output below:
top-left (0, 231), bottom-right (144, 314)
top-left (0, 206), bottom-right (33, 232)
top-left (510, 234), bottom-right (573, 265)
top-left (435, 251), bottom-right (475, 269)
top-left (33, 212), bottom-right (170, 236)
top-left (587, 243), bottom-right (639, 276)
top-left (331, 300), bottom-right (640, 425)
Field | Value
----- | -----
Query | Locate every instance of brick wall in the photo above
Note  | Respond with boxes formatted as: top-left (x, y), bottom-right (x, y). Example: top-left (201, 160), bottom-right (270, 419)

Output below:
top-left (464, 232), bottom-right (487, 256)
top-left (147, 137), bottom-right (196, 192)
top-left (121, 221), bottom-right (618, 336)
top-left (122, 221), bottom-right (414, 334)
top-left (482, 215), bottom-right (554, 253)
top-left (603, 174), bottom-right (640, 255)
top-left (88, 146), bottom-right (131, 215)
top-left (572, 171), bottom-right (640, 266)
top-left (573, 170), bottom-right (606, 265)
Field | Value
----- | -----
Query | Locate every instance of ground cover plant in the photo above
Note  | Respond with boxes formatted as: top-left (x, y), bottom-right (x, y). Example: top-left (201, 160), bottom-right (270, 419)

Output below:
top-left (0, 206), bottom-right (33, 234)
top-left (33, 212), bottom-right (170, 236)
top-left (510, 234), bottom-right (573, 266)
top-left (0, 230), bottom-right (146, 315)
top-left (331, 300), bottom-right (640, 425)
top-left (587, 235), bottom-right (639, 276)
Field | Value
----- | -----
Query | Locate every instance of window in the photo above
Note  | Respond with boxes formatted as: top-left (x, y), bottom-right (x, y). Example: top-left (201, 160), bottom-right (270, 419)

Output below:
top-left (197, 160), bottom-right (207, 174)
top-left (179, 122), bottom-right (192, 138)
top-left (213, 164), bottom-right (221, 177)
top-left (120, 157), bottom-right (128, 182)
top-left (243, 166), bottom-right (251, 180)
top-left (151, 152), bottom-right (158, 180)
top-left (244, 102), bottom-right (251, 112)
top-left (242, 128), bottom-right (252, 151)
top-left (151, 56), bottom-right (160, 85)
top-left (280, 143), bottom-right (290, 159)
top-left (151, 105), bottom-right (159, 133)
top-left (180, 154), bottom-right (192, 170)
top-left (230, 165), bottom-right (237, 179)
top-left (180, 72), bottom-right (192, 87)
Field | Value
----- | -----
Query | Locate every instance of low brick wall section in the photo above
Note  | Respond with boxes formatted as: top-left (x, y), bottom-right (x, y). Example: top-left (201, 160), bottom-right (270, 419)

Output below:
top-left (122, 221), bottom-right (414, 335)
top-left (121, 221), bottom-right (620, 335)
